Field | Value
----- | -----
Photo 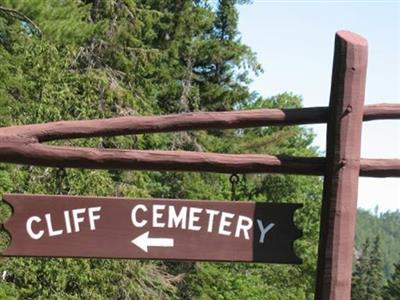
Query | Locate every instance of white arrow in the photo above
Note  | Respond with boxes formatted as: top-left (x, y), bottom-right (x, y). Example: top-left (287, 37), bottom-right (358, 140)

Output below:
top-left (131, 231), bottom-right (174, 252)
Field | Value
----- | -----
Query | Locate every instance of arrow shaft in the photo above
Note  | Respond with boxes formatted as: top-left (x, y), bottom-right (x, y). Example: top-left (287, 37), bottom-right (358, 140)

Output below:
top-left (147, 237), bottom-right (174, 248)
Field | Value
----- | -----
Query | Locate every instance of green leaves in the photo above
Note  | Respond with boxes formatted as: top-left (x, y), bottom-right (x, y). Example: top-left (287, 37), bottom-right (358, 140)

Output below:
top-left (352, 236), bottom-right (385, 300)
top-left (355, 209), bottom-right (400, 278)
top-left (385, 262), bottom-right (400, 299)
top-left (0, 0), bottom-right (324, 299)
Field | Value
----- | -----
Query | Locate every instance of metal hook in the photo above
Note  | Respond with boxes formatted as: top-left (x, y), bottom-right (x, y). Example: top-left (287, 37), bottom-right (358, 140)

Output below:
top-left (56, 168), bottom-right (68, 195)
top-left (229, 174), bottom-right (240, 201)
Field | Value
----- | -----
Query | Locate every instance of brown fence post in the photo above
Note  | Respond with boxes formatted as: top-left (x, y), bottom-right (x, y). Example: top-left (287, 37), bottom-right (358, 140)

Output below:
top-left (315, 31), bottom-right (368, 299)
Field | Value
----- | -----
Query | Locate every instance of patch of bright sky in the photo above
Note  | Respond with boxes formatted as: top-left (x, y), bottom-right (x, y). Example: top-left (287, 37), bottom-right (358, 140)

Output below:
top-left (238, 0), bottom-right (400, 212)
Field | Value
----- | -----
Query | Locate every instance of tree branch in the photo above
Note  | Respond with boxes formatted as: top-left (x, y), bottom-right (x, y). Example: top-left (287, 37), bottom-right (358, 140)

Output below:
top-left (0, 6), bottom-right (42, 36)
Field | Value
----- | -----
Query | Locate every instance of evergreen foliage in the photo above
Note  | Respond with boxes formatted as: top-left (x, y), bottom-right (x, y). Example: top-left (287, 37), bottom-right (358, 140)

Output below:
top-left (0, 0), bottom-right (325, 298)
top-left (351, 235), bottom-right (385, 300)
top-left (355, 209), bottom-right (400, 277)
top-left (352, 238), bottom-right (371, 299)
top-left (384, 262), bottom-right (400, 300)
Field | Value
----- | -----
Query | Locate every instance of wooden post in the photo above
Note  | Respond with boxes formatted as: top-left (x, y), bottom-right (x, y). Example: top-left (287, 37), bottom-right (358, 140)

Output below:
top-left (315, 31), bottom-right (368, 299)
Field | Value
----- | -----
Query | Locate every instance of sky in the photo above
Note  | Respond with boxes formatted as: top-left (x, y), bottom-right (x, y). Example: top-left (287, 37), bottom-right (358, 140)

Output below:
top-left (238, 0), bottom-right (400, 212)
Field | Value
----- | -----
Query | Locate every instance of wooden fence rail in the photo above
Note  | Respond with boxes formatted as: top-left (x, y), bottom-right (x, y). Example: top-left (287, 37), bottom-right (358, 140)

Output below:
top-left (359, 158), bottom-right (400, 177)
top-left (0, 141), bottom-right (398, 177)
top-left (363, 103), bottom-right (400, 120)
top-left (2, 103), bottom-right (398, 142)
top-left (0, 30), bottom-right (398, 300)
top-left (0, 103), bottom-right (398, 177)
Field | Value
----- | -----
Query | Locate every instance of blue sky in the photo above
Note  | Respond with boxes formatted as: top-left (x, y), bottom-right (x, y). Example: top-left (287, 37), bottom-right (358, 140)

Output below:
top-left (238, 1), bottom-right (400, 212)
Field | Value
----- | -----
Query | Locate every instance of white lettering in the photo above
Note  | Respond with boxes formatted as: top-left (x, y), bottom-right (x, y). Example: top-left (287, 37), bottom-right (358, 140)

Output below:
top-left (131, 204), bottom-right (148, 227)
top-left (219, 212), bottom-right (234, 236)
top-left (188, 207), bottom-right (203, 231)
top-left (45, 213), bottom-right (63, 237)
top-left (153, 205), bottom-right (166, 228)
top-left (26, 206), bottom-right (103, 240)
top-left (257, 220), bottom-right (275, 243)
top-left (72, 208), bottom-right (86, 232)
top-left (168, 206), bottom-right (187, 229)
top-left (235, 216), bottom-right (253, 239)
top-left (26, 216), bottom-right (44, 240)
top-left (88, 206), bottom-right (102, 230)
top-left (205, 209), bottom-right (220, 232)
top-left (64, 210), bottom-right (72, 233)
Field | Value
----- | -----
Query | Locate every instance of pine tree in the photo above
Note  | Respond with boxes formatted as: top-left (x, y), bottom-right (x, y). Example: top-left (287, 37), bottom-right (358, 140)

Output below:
top-left (355, 209), bottom-right (400, 277)
top-left (352, 238), bottom-right (371, 299)
top-left (368, 235), bottom-right (385, 299)
top-left (352, 235), bottom-right (385, 300)
top-left (384, 262), bottom-right (400, 300)
top-left (0, 1), bottom-right (323, 298)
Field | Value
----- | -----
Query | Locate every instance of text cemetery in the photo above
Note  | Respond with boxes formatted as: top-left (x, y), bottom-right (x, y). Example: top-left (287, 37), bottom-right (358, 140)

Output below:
top-left (3, 194), bottom-right (301, 263)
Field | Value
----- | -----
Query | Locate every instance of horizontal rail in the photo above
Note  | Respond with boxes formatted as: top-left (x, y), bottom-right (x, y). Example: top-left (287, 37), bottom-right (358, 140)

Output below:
top-left (2, 103), bottom-right (398, 142)
top-left (360, 159), bottom-right (400, 177)
top-left (5, 107), bottom-right (329, 142)
top-left (0, 143), bottom-right (325, 175)
top-left (363, 103), bottom-right (400, 121)
top-left (0, 141), bottom-right (397, 177)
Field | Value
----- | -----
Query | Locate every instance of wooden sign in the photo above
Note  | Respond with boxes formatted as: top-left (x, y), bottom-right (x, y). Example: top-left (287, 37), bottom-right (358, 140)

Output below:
top-left (2, 194), bottom-right (302, 264)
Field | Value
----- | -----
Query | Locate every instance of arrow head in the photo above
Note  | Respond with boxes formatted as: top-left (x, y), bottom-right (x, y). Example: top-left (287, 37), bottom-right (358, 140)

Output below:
top-left (131, 231), bottom-right (149, 252)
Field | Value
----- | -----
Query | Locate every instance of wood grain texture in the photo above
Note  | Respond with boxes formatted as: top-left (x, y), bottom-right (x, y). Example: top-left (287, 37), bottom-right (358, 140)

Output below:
top-left (363, 103), bottom-right (400, 121)
top-left (3, 194), bottom-right (302, 263)
top-left (0, 142), bottom-right (325, 175)
top-left (360, 159), bottom-right (400, 177)
top-left (2, 107), bottom-right (329, 142)
top-left (315, 31), bottom-right (368, 300)
top-left (0, 104), bottom-right (397, 143)
top-left (0, 135), bottom-right (394, 177)
top-left (0, 133), bottom-right (397, 177)
top-left (0, 29), bottom-right (396, 298)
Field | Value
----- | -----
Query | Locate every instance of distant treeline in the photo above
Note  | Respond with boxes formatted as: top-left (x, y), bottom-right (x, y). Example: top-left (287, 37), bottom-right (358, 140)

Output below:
top-left (352, 208), bottom-right (400, 299)
top-left (355, 208), bottom-right (400, 277)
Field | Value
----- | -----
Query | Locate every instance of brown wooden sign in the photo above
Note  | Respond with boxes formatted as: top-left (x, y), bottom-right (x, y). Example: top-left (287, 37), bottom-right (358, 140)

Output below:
top-left (0, 31), bottom-right (396, 299)
top-left (2, 194), bottom-right (302, 263)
